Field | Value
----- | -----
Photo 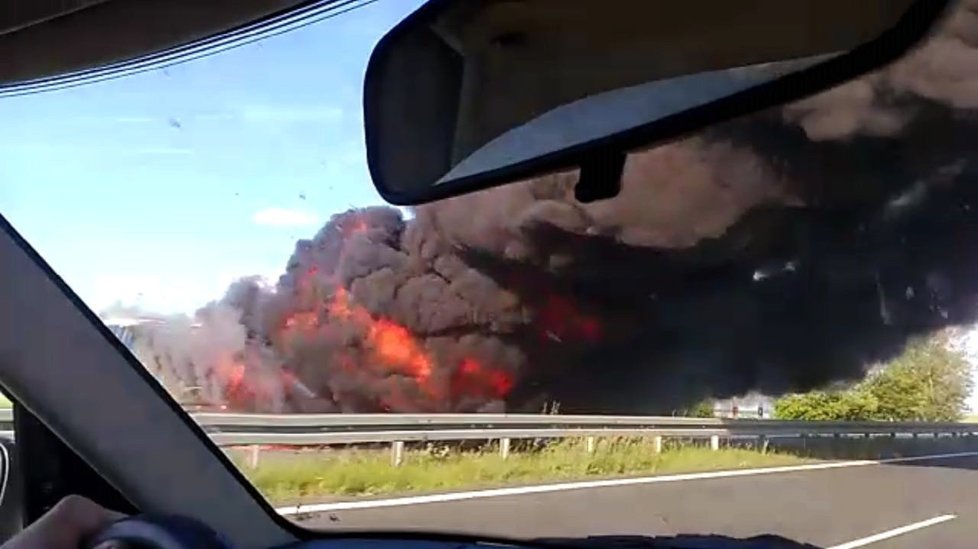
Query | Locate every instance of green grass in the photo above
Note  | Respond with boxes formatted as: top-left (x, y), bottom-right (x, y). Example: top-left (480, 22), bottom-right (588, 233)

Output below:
top-left (233, 438), bottom-right (812, 504)
top-left (0, 395), bottom-right (11, 409)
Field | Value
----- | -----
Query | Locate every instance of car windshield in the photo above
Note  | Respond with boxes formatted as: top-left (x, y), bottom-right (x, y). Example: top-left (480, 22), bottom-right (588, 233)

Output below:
top-left (4, 0), bottom-right (978, 544)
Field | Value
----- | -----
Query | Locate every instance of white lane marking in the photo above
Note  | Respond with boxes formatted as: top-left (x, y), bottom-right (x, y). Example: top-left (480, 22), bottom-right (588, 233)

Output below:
top-left (827, 514), bottom-right (957, 549)
top-left (274, 451), bottom-right (978, 515)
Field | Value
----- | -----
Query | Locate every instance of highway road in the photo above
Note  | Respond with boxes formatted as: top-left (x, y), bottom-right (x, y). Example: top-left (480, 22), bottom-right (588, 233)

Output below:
top-left (295, 452), bottom-right (978, 548)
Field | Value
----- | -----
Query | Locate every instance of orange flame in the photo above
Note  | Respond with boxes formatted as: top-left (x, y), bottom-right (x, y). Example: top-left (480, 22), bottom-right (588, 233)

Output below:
top-left (340, 218), bottom-right (368, 236)
top-left (454, 358), bottom-right (513, 398)
top-left (215, 355), bottom-right (249, 406)
top-left (369, 318), bottom-right (432, 380)
top-left (326, 287), bottom-right (356, 318)
top-left (328, 288), bottom-right (433, 382)
top-left (260, 212), bottom-right (517, 409)
top-left (538, 294), bottom-right (602, 343)
top-left (284, 310), bottom-right (318, 332)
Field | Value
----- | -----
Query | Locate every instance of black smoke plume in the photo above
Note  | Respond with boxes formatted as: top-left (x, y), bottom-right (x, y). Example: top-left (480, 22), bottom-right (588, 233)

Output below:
top-left (142, 1), bottom-right (978, 413)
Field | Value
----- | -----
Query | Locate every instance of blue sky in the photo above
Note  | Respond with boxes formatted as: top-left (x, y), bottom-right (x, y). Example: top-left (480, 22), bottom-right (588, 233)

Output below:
top-left (0, 0), bottom-right (424, 315)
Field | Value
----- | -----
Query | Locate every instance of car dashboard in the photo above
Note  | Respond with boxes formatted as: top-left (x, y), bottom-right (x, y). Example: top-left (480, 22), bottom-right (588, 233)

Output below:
top-left (291, 534), bottom-right (820, 549)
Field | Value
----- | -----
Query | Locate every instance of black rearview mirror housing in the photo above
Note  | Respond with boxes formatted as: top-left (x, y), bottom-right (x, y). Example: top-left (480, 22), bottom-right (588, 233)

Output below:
top-left (364, 0), bottom-right (950, 205)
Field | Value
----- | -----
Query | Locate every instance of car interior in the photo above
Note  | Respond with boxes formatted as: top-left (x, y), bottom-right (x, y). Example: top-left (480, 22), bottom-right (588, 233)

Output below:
top-left (0, 0), bottom-right (969, 548)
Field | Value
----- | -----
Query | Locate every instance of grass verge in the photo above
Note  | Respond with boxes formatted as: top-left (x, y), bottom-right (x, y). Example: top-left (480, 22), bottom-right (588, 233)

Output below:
top-left (233, 438), bottom-right (813, 504)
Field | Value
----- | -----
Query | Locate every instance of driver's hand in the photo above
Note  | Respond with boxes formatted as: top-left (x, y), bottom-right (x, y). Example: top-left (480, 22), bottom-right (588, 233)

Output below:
top-left (0, 495), bottom-right (126, 549)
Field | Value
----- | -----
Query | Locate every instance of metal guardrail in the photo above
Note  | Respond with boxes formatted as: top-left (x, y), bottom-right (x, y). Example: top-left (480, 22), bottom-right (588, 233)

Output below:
top-left (194, 411), bottom-right (976, 432)
top-left (193, 413), bottom-right (741, 428)
top-left (1, 408), bottom-right (975, 466)
top-left (198, 413), bottom-right (978, 467)
top-left (194, 412), bottom-right (978, 451)
top-left (3, 409), bottom-right (975, 445)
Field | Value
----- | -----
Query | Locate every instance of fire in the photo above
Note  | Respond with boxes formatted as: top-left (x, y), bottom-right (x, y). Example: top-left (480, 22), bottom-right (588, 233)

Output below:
top-left (328, 288), bottom-right (433, 382)
top-left (502, 275), bottom-right (603, 345)
top-left (369, 318), bottom-right (432, 380)
top-left (537, 294), bottom-right (602, 343)
top-left (279, 309), bottom-right (320, 348)
top-left (327, 287), bottom-right (356, 318)
top-left (460, 359), bottom-right (479, 375)
top-left (283, 280), bottom-right (516, 408)
top-left (284, 310), bottom-right (318, 331)
top-left (339, 216), bottom-right (369, 237)
top-left (215, 355), bottom-right (249, 406)
top-left (488, 370), bottom-right (514, 397)
top-left (452, 358), bottom-right (513, 399)
top-left (212, 210), bottom-right (521, 411)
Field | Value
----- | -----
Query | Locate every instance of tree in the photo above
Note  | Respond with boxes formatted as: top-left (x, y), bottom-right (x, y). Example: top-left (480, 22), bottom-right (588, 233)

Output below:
top-left (863, 334), bottom-right (972, 421)
top-left (774, 388), bottom-right (879, 421)
top-left (774, 333), bottom-right (973, 421)
top-left (679, 398), bottom-right (716, 418)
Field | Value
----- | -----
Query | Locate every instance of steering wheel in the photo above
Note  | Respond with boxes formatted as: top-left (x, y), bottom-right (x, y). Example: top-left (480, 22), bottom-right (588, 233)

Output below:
top-left (85, 515), bottom-right (233, 549)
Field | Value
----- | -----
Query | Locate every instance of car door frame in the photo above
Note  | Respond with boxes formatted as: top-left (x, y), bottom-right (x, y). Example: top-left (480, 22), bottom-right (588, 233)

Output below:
top-left (0, 214), bottom-right (297, 548)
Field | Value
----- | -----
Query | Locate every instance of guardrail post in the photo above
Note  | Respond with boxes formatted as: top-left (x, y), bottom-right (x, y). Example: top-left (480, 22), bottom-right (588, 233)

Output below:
top-left (912, 433), bottom-right (918, 439)
top-left (710, 435), bottom-right (720, 451)
top-left (249, 445), bottom-right (261, 469)
top-left (889, 432), bottom-right (896, 438)
top-left (653, 435), bottom-right (663, 454)
top-left (585, 436), bottom-right (596, 454)
top-left (758, 435), bottom-right (769, 454)
top-left (500, 438), bottom-right (511, 459)
top-left (391, 440), bottom-right (405, 467)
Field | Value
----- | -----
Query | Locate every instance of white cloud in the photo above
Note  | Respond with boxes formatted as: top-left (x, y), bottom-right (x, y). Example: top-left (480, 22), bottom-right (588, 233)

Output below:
top-left (252, 207), bottom-right (320, 227)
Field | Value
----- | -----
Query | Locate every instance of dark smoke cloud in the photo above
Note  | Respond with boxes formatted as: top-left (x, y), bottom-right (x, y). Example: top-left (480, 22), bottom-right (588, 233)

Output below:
top-left (141, 0), bottom-right (978, 413)
top-left (785, 0), bottom-right (978, 139)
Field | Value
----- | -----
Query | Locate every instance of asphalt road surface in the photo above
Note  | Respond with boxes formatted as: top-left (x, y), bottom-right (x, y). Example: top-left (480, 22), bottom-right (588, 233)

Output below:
top-left (298, 452), bottom-right (978, 548)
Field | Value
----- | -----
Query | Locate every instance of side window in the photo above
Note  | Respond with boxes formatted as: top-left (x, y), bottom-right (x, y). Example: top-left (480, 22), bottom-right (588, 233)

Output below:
top-left (0, 389), bottom-right (19, 541)
top-left (0, 388), bottom-right (135, 533)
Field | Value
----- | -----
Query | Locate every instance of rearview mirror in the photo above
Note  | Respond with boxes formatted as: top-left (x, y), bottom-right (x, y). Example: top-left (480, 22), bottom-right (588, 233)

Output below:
top-left (364, 0), bottom-right (949, 205)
